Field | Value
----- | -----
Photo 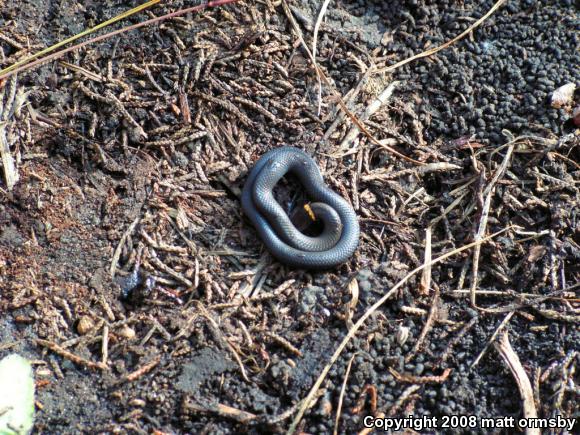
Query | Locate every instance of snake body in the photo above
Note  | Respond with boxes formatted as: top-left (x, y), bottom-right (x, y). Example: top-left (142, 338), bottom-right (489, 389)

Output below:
top-left (242, 147), bottom-right (359, 269)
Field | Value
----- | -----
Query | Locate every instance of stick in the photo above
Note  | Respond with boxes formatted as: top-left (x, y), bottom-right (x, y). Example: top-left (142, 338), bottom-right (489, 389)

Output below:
top-left (35, 339), bottom-right (108, 371)
top-left (494, 331), bottom-right (539, 435)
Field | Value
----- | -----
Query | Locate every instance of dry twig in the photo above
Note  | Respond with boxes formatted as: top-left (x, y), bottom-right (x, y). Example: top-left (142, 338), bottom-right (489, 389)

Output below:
top-left (389, 367), bottom-right (452, 384)
top-left (494, 331), bottom-right (539, 435)
top-left (0, 74), bottom-right (20, 190)
top-left (35, 338), bottom-right (108, 371)
top-left (119, 356), bottom-right (162, 384)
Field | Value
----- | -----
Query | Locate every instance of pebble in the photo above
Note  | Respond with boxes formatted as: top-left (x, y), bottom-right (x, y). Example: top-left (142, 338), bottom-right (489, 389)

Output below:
top-left (298, 285), bottom-right (325, 315)
top-left (76, 316), bottom-right (94, 335)
top-left (117, 325), bottom-right (136, 340)
top-left (414, 363), bottom-right (425, 376)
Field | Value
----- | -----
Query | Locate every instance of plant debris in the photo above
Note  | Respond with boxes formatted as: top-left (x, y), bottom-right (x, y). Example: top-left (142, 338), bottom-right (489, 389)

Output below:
top-left (0, 0), bottom-right (578, 434)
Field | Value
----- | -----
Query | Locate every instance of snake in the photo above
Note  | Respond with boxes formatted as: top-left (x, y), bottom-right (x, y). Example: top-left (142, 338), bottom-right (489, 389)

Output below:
top-left (241, 147), bottom-right (360, 269)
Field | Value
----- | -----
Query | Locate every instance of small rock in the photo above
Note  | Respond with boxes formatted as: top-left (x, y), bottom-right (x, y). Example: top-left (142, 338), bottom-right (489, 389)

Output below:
top-left (76, 316), bottom-right (94, 335)
top-left (414, 363), bottom-right (425, 376)
top-left (172, 151), bottom-right (189, 168)
top-left (298, 285), bottom-right (324, 315)
top-left (117, 325), bottom-right (136, 340)
top-left (358, 280), bottom-right (372, 293)
top-left (357, 269), bottom-right (373, 281)
top-left (317, 392), bottom-right (333, 416)
top-left (129, 398), bottom-right (146, 407)
top-left (551, 82), bottom-right (575, 108)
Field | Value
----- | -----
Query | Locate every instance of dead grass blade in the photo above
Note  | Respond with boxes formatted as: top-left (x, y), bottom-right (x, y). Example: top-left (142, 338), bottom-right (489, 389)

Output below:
top-left (470, 143), bottom-right (514, 308)
top-left (0, 122), bottom-right (19, 190)
top-left (419, 227), bottom-right (432, 296)
top-left (312, 0), bottom-right (331, 115)
top-left (0, 74), bottom-right (20, 190)
top-left (333, 353), bottom-right (356, 435)
top-left (494, 331), bottom-right (539, 435)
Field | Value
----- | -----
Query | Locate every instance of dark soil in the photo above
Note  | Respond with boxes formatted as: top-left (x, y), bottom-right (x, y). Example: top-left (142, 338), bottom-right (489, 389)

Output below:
top-left (1, 0), bottom-right (578, 434)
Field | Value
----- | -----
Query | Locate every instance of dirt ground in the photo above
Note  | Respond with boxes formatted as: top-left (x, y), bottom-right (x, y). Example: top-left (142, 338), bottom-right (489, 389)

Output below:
top-left (0, 0), bottom-right (578, 434)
